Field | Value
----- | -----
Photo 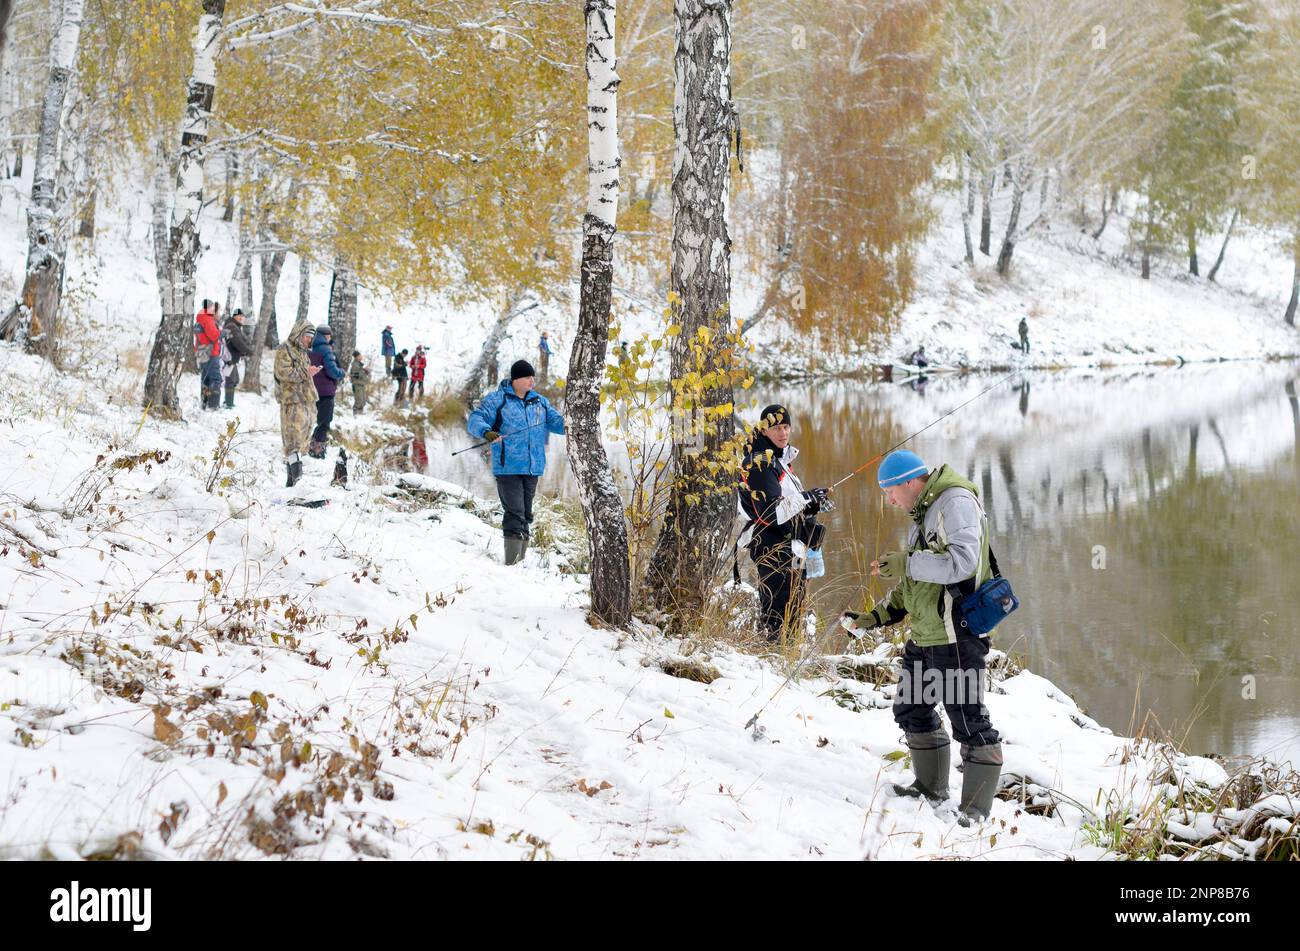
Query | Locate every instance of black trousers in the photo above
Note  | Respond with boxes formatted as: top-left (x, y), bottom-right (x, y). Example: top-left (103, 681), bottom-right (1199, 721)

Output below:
top-left (312, 396), bottom-right (335, 444)
top-left (496, 474), bottom-right (539, 538)
top-left (751, 541), bottom-right (806, 641)
top-left (892, 637), bottom-right (1001, 749)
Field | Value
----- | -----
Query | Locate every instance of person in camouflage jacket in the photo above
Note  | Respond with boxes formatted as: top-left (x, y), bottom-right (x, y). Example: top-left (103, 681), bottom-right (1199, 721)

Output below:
top-left (274, 317), bottom-right (321, 487)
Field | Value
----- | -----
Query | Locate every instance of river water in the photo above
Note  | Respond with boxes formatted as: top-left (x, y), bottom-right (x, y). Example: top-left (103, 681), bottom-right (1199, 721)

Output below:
top-left (422, 361), bottom-right (1300, 765)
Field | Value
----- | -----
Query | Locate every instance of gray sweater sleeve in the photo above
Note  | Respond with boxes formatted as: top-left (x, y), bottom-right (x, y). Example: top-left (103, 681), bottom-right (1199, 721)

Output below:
top-left (907, 489), bottom-right (983, 585)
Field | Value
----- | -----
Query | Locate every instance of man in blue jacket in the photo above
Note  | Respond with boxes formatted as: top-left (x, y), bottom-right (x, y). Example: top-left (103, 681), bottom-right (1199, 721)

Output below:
top-left (466, 360), bottom-right (566, 565)
top-left (309, 325), bottom-right (346, 458)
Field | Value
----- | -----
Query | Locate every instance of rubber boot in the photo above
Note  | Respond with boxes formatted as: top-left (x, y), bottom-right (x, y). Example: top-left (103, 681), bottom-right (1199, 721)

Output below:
top-left (286, 454), bottom-right (302, 487)
top-left (504, 536), bottom-right (526, 566)
top-left (891, 730), bottom-right (951, 803)
top-left (957, 743), bottom-right (1003, 826)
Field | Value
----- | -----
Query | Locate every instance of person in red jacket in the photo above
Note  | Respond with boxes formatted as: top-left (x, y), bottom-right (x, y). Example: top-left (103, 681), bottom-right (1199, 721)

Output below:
top-left (194, 299), bottom-right (224, 410)
top-left (409, 345), bottom-right (428, 401)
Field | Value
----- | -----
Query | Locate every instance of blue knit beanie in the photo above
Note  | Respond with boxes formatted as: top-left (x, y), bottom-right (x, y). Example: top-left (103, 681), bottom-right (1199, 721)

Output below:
top-left (878, 450), bottom-right (928, 487)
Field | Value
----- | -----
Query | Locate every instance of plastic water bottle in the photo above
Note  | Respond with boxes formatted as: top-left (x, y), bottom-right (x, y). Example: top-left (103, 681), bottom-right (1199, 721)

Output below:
top-left (805, 548), bottom-right (825, 579)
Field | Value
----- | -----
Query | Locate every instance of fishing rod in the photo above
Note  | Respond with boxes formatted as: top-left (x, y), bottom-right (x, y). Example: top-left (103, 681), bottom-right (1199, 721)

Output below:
top-left (828, 369), bottom-right (1019, 490)
top-left (743, 610), bottom-right (849, 738)
top-left (451, 419), bottom-right (547, 457)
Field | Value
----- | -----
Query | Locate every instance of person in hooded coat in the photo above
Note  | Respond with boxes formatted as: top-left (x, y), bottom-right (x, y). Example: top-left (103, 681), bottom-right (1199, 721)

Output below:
top-left (465, 360), bottom-right (565, 565)
top-left (308, 324), bottom-right (345, 457)
top-left (274, 318), bottom-right (321, 486)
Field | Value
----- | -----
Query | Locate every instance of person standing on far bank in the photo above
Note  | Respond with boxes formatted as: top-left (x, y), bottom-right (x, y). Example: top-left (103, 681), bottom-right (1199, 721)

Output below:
top-left (466, 360), bottom-right (565, 565)
top-left (842, 449), bottom-right (1003, 826)
top-left (1018, 316), bottom-right (1030, 354)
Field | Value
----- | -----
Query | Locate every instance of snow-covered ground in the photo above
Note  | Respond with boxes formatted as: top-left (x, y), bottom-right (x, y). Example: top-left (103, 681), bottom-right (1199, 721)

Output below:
top-left (2, 160), bottom-right (1298, 860)
top-left (4, 343), bottom-right (1296, 860)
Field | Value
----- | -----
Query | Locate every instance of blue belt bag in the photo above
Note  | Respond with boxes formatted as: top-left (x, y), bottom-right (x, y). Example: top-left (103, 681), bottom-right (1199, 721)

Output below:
top-left (948, 548), bottom-right (1018, 636)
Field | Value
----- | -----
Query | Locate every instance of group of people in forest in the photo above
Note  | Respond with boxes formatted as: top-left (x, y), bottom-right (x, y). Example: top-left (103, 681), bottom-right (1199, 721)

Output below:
top-left (382, 325), bottom-right (428, 407)
top-left (193, 299), bottom-right (253, 411)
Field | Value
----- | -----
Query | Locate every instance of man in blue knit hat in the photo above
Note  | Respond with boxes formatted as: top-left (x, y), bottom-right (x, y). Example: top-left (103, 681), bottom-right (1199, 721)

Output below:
top-left (842, 449), bottom-right (1003, 826)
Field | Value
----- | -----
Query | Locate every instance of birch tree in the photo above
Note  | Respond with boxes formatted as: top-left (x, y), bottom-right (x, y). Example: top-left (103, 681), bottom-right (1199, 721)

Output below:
top-left (9, 0), bottom-right (84, 359)
top-left (141, 0), bottom-right (226, 417)
top-left (943, 0), bottom-right (1186, 275)
top-left (567, 0), bottom-right (630, 627)
top-left (326, 256), bottom-right (357, 374)
top-left (645, 0), bottom-right (737, 622)
top-left (1238, 0), bottom-right (1300, 326)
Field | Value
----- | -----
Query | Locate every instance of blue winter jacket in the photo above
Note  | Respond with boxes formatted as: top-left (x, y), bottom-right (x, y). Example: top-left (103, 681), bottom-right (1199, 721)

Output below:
top-left (382, 329), bottom-right (395, 356)
top-left (310, 332), bottom-right (346, 398)
top-left (466, 380), bottom-right (566, 476)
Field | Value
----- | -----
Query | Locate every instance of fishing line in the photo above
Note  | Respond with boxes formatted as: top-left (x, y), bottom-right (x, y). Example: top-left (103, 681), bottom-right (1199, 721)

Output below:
top-left (828, 370), bottom-right (1019, 490)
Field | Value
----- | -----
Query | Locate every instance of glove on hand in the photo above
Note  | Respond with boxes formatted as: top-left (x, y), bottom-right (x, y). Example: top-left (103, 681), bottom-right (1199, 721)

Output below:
top-left (483, 430), bottom-right (501, 442)
top-left (874, 550), bottom-right (907, 580)
top-left (803, 487), bottom-right (830, 515)
top-left (840, 611), bottom-right (879, 639)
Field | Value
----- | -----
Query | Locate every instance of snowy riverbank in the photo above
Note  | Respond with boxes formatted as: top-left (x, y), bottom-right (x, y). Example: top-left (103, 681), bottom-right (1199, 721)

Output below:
top-left (3, 344), bottom-right (1297, 860)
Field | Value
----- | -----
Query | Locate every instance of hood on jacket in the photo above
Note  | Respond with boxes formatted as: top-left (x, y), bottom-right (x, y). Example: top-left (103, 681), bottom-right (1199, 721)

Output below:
top-left (911, 464), bottom-right (979, 521)
top-left (287, 318), bottom-right (315, 348)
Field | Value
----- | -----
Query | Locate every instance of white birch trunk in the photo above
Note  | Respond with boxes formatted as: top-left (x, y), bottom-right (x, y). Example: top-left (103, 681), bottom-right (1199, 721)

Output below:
top-left (0, 23), bottom-right (13, 173)
top-left (295, 254), bottom-right (310, 326)
top-left (13, 0), bottom-right (84, 358)
top-left (142, 0), bottom-right (226, 417)
top-left (568, 0), bottom-right (630, 625)
top-left (646, 0), bottom-right (736, 619)
top-left (326, 255), bottom-right (357, 373)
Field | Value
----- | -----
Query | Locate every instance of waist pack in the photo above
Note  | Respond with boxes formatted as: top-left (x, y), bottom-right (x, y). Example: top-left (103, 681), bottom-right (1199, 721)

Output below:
top-left (947, 547), bottom-right (1018, 637)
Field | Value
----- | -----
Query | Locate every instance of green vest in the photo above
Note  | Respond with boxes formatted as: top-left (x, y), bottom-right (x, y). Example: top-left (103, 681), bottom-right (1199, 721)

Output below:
top-left (888, 465), bottom-right (992, 646)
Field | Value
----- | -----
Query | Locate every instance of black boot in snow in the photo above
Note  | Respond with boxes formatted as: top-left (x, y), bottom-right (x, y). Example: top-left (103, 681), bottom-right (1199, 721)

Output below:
top-left (286, 455), bottom-right (303, 487)
top-left (503, 536), bottom-right (526, 565)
